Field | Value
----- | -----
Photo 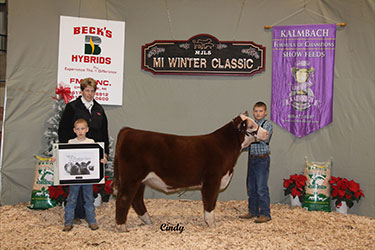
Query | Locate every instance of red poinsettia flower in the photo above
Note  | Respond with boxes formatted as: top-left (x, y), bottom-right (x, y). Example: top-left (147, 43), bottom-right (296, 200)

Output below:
top-left (283, 179), bottom-right (293, 188)
top-left (48, 186), bottom-right (57, 199)
top-left (297, 175), bottom-right (307, 184)
top-left (291, 188), bottom-right (301, 197)
top-left (290, 174), bottom-right (298, 181)
top-left (338, 190), bottom-right (346, 198)
top-left (93, 184), bottom-right (100, 194)
top-left (348, 180), bottom-right (360, 193)
top-left (354, 190), bottom-right (365, 198)
top-left (93, 176), bottom-right (113, 199)
top-left (337, 178), bottom-right (349, 190)
top-left (104, 178), bottom-right (113, 194)
top-left (48, 185), bottom-right (69, 205)
top-left (329, 176), bottom-right (340, 184)
top-left (331, 189), bottom-right (338, 198)
top-left (330, 176), bottom-right (365, 208)
top-left (283, 174), bottom-right (307, 201)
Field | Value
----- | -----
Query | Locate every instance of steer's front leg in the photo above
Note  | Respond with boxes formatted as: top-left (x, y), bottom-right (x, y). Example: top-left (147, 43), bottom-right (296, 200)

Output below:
top-left (201, 181), bottom-right (220, 227)
top-left (204, 210), bottom-right (215, 227)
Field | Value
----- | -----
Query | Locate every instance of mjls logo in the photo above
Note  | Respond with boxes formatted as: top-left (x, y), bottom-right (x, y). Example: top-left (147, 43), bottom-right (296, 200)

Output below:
top-left (85, 36), bottom-right (102, 55)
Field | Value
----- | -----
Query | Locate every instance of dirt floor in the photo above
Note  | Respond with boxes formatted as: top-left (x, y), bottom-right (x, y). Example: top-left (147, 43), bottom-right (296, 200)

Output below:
top-left (0, 199), bottom-right (374, 250)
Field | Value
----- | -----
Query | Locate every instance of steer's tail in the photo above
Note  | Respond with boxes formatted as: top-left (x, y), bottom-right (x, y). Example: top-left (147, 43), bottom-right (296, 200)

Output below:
top-left (112, 127), bottom-right (129, 197)
top-left (112, 154), bottom-right (119, 196)
top-left (112, 133), bottom-right (123, 197)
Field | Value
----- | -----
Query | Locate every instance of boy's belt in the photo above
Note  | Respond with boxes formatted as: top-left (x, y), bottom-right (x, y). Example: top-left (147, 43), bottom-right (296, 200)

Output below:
top-left (250, 154), bottom-right (269, 159)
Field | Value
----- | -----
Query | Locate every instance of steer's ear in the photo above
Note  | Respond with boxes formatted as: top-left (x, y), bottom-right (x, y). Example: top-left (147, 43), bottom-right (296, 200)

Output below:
top-left (240, 111), bottom-right (249, 117)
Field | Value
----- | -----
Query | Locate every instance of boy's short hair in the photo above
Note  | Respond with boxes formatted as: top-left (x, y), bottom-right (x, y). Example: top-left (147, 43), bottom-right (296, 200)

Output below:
top-left (80, 77), bottom-right (97, 91)
top-left (253, 101), bottom-right (267, 110)
top-left (74, 118), bottom-right (88, 128)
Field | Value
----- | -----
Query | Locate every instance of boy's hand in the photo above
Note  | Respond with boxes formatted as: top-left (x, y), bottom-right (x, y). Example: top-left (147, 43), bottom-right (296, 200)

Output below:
top-left (50, 157), bottom-right (56, 163)
top-left (100, 154), bottom-right (107, 164)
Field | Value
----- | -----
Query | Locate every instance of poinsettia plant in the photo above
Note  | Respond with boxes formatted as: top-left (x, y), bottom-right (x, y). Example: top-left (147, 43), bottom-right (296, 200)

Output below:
top-left (93, 176), bottom-right (113, 202)
top-left (48, 177), bottom-right (113, 205)
top-left (48, 185), bottom-right (69, 206)
top-left (329, 176), bottom-right (364, 208)
top-left (283, 174), bottom-right (308, 202)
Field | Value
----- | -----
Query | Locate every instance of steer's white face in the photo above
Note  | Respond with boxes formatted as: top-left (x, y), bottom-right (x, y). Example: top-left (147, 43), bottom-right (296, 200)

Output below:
top-left (239, 113), bottom-right (269, 149)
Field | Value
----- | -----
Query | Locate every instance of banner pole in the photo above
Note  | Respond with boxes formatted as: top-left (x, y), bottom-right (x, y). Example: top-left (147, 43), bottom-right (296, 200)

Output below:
top-left (264, 23), bottom-right (346, 29)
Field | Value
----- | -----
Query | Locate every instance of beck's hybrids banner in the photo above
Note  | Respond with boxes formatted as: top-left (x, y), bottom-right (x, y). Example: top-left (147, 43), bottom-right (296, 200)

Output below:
top-left (57, 16), bottom-right (125, 105)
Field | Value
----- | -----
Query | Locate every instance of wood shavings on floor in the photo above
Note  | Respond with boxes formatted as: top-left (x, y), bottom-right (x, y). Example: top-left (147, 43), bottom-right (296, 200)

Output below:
top-left (0, 199), bottom-right (374, 249)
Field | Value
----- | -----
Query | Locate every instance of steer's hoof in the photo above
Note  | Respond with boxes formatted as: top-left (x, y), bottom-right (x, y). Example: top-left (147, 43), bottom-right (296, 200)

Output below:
top-left (139, 212), bottom-right (152, 225)
top-left (205, 221), bottom-right (216, 227)
top-left (204, 210), bottom-right (216, 227)
top-left (116, 224), bottom-right (129, 232)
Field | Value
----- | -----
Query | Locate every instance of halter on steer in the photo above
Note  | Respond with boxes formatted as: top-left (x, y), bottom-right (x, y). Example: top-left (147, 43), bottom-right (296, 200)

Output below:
top-left (234, 119), bottom-right (260, 138)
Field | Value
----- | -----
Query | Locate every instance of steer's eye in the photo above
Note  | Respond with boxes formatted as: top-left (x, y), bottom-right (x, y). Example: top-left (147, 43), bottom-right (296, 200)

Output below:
top-left (241, 121), bottom-right (247, 129)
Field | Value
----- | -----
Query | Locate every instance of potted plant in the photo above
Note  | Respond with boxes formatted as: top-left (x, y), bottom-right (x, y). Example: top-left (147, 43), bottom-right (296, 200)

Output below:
top-left (93, 176), bottom-right (113, 205)
top-left (48, 185), bottom-right (69, 206)
top-left (329, 176), bottom-right (364, 214)
top-left (283, 174), bottom-right (307, 206)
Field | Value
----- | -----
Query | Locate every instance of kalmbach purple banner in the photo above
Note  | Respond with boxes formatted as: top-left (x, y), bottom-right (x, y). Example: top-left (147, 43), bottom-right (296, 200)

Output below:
top-left (271, 24), bottom-right (336, 138)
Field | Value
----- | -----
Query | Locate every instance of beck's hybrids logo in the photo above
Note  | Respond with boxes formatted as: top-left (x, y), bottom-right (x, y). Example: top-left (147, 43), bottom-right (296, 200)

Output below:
top-left (85, 36), bottom-right (102, 55)
top-left (71, 26), bottom-right (112, 65)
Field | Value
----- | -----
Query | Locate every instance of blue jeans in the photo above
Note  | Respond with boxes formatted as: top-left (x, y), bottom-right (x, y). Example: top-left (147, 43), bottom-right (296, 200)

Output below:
top-left (247, 156), bottom-right (271, 218)
top-left (64, 185), bottom-right (96, 226)
top-left (75, 188), bottom-right (86, 219)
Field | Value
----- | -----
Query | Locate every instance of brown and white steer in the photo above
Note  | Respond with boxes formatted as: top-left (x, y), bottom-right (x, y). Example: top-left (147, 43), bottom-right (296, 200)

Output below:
top-left (112, 113), bottom-right (268, 232)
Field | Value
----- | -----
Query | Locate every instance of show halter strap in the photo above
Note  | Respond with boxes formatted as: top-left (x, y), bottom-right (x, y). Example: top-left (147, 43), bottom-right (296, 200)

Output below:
top-left (249, 123), bottom-right (260, 137)
top-left (252, 120), bottom-right (269, 145)
top-left (233, 119), bottom-right (251, 137)
top-left (233, 119), bottom-right (267, 137)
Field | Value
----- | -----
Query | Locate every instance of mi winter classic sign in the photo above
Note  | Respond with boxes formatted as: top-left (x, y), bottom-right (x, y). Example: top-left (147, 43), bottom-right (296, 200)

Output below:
top-left (57, 16), bottom-right (125, 105)
top-left (142, 34), bottom-right (265, 76)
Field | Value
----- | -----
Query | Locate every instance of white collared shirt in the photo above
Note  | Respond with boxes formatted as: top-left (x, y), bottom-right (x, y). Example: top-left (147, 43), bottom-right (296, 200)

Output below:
top-left (81, 97), bottom-right (94, 113)
top-left (68, 138), bottom-right (95, 144)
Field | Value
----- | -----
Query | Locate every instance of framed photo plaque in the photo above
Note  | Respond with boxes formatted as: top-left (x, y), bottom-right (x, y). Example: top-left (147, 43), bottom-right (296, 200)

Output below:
top-left (53, 143), bottom-right (105, 185)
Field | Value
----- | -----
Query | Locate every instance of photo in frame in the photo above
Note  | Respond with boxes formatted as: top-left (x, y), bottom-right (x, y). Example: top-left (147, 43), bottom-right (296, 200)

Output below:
top-left (53, 143), bottom-right (105, 185)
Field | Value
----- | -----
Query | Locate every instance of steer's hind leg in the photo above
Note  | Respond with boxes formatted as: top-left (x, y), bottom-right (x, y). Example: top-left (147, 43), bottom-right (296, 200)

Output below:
top-left (201, 182), bottom-right (220, 227)
top-left (116, 182), bottom-right (140, 232)
top-left (131, 183), bottom-right (152, 225)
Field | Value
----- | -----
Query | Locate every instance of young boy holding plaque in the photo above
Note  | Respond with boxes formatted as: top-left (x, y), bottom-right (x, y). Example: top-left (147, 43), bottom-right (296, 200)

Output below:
top-left (55, 118), bottom-right (106, 231)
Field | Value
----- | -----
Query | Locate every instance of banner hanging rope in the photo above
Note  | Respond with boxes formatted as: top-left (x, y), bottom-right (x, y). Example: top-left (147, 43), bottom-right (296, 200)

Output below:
top-left (264, 6), bottom-right (346, 29)
top-left (164, 0), bottom-right (175, 40)
top-left (233, 0), bottom-right (246, 41)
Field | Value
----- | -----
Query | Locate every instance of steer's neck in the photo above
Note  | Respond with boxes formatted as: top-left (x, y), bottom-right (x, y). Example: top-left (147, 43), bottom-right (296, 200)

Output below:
top-left (212, 119), bottom-right (244, 153)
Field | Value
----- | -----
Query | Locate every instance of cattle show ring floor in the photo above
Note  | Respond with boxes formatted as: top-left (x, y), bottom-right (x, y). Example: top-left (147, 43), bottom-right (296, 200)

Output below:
top-left (0, 198), bottom-right (374, 249)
